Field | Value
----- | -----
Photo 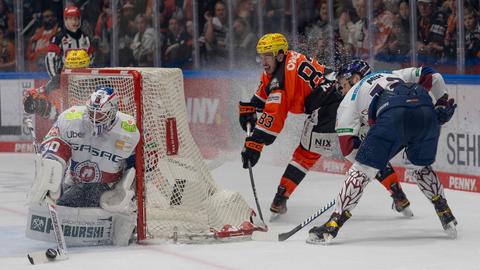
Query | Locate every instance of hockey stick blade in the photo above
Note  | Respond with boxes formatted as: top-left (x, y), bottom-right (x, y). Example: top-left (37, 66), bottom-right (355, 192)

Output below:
top-left (277, 199), bottom-right (336, 242)
top-left (27, 250), bottom-right (67, 265)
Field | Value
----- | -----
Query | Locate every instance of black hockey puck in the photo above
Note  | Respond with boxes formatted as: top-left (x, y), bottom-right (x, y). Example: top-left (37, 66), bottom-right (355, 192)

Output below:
top-left (45, 248), bottom-right (57, 260)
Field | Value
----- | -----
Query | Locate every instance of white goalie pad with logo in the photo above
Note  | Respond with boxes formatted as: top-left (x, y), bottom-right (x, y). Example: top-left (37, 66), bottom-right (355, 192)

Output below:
top-left (26, 204), bottom-right (136, 246)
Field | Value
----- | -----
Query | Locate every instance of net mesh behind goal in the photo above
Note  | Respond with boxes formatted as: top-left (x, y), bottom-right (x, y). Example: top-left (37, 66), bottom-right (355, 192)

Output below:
top-left (61, 68), bottom-right (254, 241)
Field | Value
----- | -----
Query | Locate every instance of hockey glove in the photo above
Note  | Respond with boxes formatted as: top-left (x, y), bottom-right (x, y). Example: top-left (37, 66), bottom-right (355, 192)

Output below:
top-left (434, 95), bottom-right (457, 125)
top-left (23, 88), bottom-right (52, 118)
top-left (239, 102), bottom-right (257, 132)
top-left (241, 136), bottom-right (264, 168)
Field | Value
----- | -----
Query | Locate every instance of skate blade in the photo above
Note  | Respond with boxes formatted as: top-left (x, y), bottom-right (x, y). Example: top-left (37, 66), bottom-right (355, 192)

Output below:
top-left (399, 206), bottom-right (414, 218)
top-left (443, 221), bottom-right (458, 239)
top-left (305, 233), bottom-right (333, 245)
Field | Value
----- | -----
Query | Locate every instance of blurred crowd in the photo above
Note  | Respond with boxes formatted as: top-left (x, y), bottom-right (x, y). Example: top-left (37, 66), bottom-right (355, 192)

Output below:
top-left (0, 0), bottom-right (479, 73)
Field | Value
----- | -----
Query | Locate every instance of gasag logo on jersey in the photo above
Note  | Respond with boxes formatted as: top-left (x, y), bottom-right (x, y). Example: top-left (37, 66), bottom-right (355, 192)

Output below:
top-left (74, 161), bottom-right (101, 183)
top-left (267, 92), bottom-right (282, 104)
top-left (70, 143), bottom-right (122, 162)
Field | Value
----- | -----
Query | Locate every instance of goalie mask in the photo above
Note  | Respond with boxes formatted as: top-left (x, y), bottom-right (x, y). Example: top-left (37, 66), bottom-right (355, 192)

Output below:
top-left (86, 87), bottom-right (118, 136)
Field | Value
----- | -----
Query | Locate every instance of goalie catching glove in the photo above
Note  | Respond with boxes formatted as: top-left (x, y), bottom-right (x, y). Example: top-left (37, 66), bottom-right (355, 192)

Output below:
top-left (239, 102), bottom-right (257, 132)
top-left (241, 136), bottom-right (264, 168)
top-left (434, 94), bottom-right (457, 125)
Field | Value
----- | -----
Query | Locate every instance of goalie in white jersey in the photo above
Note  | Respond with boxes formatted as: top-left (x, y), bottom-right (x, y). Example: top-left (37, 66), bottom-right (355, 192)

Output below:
top-left (307, 60), bottom-right (458, 244)
top-left (26, 87), bottom-right (140, 246)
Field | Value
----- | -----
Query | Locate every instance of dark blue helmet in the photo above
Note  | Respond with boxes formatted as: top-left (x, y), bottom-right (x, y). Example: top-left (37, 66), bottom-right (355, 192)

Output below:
top-left (336, 60), bottom-right (372, 81)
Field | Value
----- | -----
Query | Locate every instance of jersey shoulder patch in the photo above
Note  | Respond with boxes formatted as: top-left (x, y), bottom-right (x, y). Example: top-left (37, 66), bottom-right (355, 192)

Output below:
top-left (121, 120), bottom-right (137, 132)
top-left (63, 107), bottom-right (84, 120)
top-left (116, 112), bottom-right (138, 133)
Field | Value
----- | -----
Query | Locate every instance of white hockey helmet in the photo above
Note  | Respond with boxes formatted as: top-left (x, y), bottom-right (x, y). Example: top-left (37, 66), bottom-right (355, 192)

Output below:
top-left (86, 86), bottom-right (118, 136)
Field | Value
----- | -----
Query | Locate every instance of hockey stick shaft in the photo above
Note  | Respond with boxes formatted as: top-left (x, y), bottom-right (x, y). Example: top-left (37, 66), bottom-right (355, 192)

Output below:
top-left (26, 119), bottom-right (68, 257)
top-left (246, 123), bottom-right (266, 226)
top-left (278, 198), bottom-right (335, 241)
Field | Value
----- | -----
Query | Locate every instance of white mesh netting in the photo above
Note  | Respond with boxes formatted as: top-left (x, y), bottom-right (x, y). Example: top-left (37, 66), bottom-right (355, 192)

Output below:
top-left (62, 68), bottom-right (253, 241)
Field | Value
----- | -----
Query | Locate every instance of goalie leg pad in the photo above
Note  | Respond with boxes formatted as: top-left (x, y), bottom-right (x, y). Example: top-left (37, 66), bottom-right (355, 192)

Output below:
top-left (26, 204), bottom-right (135, 246)
top-left (27, 155), bottom-right (64, 206)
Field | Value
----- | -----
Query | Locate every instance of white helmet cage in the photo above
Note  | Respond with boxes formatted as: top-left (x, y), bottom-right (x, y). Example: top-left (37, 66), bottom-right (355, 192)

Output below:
top-left (86, 87), bottom-right (118, 136)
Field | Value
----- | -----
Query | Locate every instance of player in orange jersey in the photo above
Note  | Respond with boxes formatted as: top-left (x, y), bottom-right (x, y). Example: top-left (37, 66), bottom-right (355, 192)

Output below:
top-left (239, 33), bottom-right (412, 220)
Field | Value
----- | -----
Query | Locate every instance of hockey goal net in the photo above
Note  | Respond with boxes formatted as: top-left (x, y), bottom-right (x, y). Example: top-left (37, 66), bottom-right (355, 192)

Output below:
top-left (60, 68), bottom-right (258, 242)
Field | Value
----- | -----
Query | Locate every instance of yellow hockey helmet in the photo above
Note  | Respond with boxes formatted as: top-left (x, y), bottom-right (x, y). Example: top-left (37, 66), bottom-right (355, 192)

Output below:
top-left (256, 33), bottom-right (288, 56)
top-left (64, 49), bottom-right (90, 69)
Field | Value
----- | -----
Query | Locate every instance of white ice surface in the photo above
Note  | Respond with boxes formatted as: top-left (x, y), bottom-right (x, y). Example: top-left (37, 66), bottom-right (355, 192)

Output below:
top-left (0, 153), bottom-right (479, 270)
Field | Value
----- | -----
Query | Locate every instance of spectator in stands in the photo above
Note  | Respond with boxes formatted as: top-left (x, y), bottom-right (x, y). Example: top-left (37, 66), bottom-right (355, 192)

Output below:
top-left (235, 0), bottom-right (256, 30)
top-left (0, 0), bottom-right (13, 35)
top-left (304, 0), bottom-right (329, 42)
top-left (463, 6), bottom-right (480, 69)
top-left (26, 9), bottom-right (59, 71)
top-left (338, 0), bottom-right (367, 58)
top-left (398, 0), bottom-right (410, 30)
top-left (416, 0), bottom-right (447, 64)
top-left (94, 0), bottom-right (113, 67)
top-left (232, 17), bottom-right (256, 68)
top-left (0, 27), bottom-right (14, 71)
top-left (371, 0), bottom-right (394, 53)
top-left (131, 14), bottom-right (155, 67)
top-left (163, 17), bottom-right (190, 67)
top-left (444, 0), bottom-right (457, 60)
top-left (261, 0), bottom-right (292, 34)
top-left (377, 16), bottom-right (410, 63)
top-left (202, 0), bottom-right (228, 66)
top-left (118, 2), bottom-right (137, 67)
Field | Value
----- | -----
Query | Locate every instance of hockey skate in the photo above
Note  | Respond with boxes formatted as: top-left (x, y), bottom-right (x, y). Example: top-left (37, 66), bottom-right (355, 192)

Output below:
top-left (269, 185), bottom-right (288, 222)
top-left (306, 210), bottom-right (351, 245)
top-left (431, 195), bottom-right (458, 239)
top-left (390, 182), bottom-right (413, 217)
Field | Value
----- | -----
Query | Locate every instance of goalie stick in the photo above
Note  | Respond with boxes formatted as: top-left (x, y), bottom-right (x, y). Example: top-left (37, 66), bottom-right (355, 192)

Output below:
top-left (25, 119), bottom-right (69, 264)
top-left (246, 123), bottom-right (267, 230)
top-left (252, 198), bottom-right (335, 241)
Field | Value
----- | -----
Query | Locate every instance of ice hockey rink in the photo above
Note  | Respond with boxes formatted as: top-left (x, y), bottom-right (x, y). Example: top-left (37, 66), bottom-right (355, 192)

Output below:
top-left (1, 153), bottom-right (479, 270)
